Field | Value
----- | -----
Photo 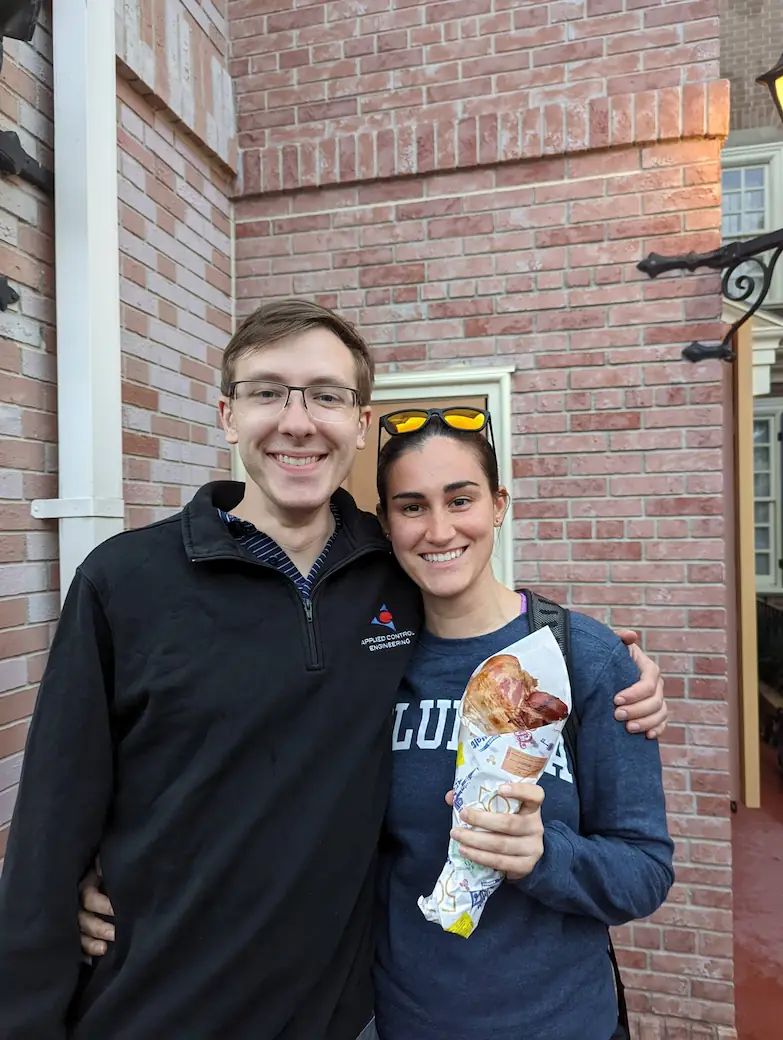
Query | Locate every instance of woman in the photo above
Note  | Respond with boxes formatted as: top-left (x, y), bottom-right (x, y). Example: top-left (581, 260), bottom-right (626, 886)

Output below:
top-left (77, 407), bottom-right (672, 1040)
top-left (370, 406), bottom-right (673, 1040)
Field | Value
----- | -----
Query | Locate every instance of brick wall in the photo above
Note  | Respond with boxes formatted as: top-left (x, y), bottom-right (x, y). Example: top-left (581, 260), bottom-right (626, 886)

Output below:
top-left (117, 78), bottom-right (233, 529)
top-left (117, 0), bottom-right (237, 169)
top-left (720, 0), bottom-right (783, 132)
top-left (231, 1), bottom-right (735, 1036)
top-left (0, 12), bottom-right (57, 863)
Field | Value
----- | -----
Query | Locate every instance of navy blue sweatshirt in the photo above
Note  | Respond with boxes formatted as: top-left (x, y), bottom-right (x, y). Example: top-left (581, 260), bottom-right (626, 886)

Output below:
top-left (373, 610), bottom-right (674, 1040)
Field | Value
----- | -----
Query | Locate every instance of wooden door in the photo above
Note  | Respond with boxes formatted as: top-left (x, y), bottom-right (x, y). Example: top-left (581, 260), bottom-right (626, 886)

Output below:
top-left (343, 395), bottom-right (487, 513)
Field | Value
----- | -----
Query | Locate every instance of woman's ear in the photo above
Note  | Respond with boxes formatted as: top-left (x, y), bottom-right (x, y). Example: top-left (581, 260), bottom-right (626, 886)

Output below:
top-left (494, 487), bottom-right (510, 528)
top-left (376, 505), bottom-right (390, 539)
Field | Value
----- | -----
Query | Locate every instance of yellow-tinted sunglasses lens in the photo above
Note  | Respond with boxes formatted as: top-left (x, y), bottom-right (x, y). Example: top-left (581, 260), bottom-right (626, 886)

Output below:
top-left (441, 409), bottom-right (486, 431)
top-left (385, 411), bottom-right (429, 433)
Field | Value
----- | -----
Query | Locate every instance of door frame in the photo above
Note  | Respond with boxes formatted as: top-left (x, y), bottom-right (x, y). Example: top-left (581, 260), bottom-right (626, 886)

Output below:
top-left (368, 365), bottom-right (515, 588)
top-left (231, 364), bottom-right (516, 588)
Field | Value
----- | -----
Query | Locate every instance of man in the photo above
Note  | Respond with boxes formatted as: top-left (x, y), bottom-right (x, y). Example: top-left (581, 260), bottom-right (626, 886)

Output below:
top-left (0, 300), bottom-right (667, 1039)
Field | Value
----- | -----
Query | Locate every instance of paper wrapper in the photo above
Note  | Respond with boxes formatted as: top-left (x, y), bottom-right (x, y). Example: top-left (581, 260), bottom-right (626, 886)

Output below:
top-left (418, 626), bottom-right (572, 938)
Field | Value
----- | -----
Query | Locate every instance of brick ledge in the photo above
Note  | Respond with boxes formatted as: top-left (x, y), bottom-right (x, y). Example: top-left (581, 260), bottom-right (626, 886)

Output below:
top-left (240, 81), bottom-right (730, 198)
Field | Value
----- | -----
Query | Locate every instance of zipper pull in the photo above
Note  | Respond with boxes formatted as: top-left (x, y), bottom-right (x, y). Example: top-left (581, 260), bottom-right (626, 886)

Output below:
top-left (304, 598), bottom-right (313, 622)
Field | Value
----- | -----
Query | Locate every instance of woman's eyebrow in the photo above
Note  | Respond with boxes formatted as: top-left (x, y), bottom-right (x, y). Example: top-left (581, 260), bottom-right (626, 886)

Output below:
top-left (443, 481), bottom-right (480, 493)
top-left (390, 481), bottom-right (480, 501)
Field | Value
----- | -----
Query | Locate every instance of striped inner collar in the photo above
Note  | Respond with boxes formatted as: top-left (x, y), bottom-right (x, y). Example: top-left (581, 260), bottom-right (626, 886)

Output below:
top-left (218, 503), bottom-right (341, 600)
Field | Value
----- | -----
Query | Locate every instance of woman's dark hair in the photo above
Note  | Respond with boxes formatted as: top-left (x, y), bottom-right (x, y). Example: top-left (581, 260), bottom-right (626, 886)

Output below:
top-left (376, 418), bottom-right (500, 511)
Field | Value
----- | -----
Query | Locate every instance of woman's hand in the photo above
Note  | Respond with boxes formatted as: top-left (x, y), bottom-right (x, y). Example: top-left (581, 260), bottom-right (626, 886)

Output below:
top-left (446, 783), bottom-right (544, 881)
top-left (613, 629), bottom-right (668, 739)
top-left (78, 867), bottom-right (115, 957)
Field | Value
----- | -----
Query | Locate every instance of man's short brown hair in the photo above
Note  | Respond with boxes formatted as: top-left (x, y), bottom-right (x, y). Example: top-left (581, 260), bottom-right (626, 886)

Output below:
top-left (221, 299), bottom-right (375, 405)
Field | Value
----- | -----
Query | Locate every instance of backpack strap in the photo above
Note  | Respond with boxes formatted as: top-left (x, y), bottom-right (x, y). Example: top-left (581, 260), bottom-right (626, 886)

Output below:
top-left (520, 588), bottom-right (630, 1039)
top-left (520, 589), bottom-right (579, 767)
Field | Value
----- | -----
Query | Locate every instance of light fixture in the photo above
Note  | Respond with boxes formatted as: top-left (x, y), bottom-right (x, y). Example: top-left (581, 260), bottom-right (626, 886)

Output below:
top-left (0, 128), bottom-right (54, 194)
top-left (0, 0), bottom-right (42, 73)
top-left (756, 51), bottom-right (783, 128)
top-left (0, 274), bottom-right (20, 311)
top-left (639, 49), bottom-right (783, 362)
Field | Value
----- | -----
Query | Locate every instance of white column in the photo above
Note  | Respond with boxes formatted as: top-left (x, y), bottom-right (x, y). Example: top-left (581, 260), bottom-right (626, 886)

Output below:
top-left (32, 1), bottom-right (125, 603)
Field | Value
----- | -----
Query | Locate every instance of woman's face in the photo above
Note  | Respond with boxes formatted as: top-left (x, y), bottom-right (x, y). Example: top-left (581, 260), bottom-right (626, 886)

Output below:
top-left (381, 436), bottom-right (507, 602)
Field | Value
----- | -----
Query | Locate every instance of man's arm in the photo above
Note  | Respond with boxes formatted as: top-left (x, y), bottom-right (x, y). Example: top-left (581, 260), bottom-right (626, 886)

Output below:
top-left (0, 568), bottom-right (115, 1038)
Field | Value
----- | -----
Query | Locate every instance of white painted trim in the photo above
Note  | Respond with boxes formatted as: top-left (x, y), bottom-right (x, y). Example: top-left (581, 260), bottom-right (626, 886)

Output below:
top-left (373, 366), bottom-right (516, 589)
top-left (229, 196), bottom-right (244, 481)
top-left (723, 299), bottom-right (783, 396)
top-left (753, 400), bottom-right (783, 594)
top-left (45, 2), bottom-right (124, 603)
top-left (31, 499), bottom-right (125, 520)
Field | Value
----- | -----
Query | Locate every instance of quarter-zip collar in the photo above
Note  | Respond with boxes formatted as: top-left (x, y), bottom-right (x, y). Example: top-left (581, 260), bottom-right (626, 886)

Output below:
top-left (181, 481), bottom-right (390, 569)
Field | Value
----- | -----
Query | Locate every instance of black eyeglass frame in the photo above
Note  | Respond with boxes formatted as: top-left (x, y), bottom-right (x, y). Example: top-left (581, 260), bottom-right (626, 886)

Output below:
top-left (227, 380), bottom-right (360, 421)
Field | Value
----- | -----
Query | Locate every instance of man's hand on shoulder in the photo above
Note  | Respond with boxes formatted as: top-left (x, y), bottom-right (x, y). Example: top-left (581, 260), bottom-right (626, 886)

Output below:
top-left (612, 629), bottom-right (667, 740)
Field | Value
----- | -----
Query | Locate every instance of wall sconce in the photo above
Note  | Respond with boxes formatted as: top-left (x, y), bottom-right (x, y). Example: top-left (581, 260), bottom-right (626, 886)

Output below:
top-left (756, 51), bottom-right (783, 127)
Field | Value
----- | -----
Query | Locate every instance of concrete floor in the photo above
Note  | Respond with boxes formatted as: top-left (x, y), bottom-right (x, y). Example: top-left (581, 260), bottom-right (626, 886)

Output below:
top-left (733, 741), bottom-right (783, 1039)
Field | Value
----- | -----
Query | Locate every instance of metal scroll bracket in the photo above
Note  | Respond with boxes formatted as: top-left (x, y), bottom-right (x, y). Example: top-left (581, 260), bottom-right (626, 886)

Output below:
top-left (638, 233), bottom-right (783, 363)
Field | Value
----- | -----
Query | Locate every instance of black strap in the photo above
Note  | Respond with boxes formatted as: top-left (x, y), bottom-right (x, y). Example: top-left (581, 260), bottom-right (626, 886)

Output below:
top-left (521, 589), bottom-right (578, 765)
top-left (520, 588), bottom-right (629, 1037)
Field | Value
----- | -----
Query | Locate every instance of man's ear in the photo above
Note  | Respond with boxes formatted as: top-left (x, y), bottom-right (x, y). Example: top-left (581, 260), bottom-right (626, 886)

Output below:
top-left (219, 397), bottom-right (238, 445)
top-left (356, 406), bottom-right (372, 451)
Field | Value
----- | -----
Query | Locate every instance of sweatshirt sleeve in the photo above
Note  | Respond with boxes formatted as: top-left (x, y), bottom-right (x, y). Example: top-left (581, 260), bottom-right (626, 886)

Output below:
top-left (0, 567), bottom-right (115, 1038)
top-left (515, 638), bottom-right (674, 927)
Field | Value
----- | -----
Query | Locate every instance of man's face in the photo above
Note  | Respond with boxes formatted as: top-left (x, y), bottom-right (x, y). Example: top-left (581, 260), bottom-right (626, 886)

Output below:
top-left (219, 328), bottom-right (371, 516)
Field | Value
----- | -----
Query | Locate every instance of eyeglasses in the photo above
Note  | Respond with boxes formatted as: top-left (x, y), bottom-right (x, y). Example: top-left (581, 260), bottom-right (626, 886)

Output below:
top-left (377, 406), bottom-right (495, 461)
top-left (228, 381), bottom-right (360, 423)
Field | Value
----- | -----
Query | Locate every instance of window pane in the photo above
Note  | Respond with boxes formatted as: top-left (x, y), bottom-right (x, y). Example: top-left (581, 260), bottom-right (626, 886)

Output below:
top-left (755, 472), bottom-right (771, 497)
top-left (723, 169), bottom-right (742, 189)
top-left (754, 445), bottom-right (771, 470)
top-left (748, 212), bottom-right (766, 232)
top-left (745, 167), bottom-right (765, 187)
top-left (723, 194), bottom-right (741, 213)
top-left (723, 213), bottom-right (741, 236)
top-left (755, 501), bottom-right (770, 524)
top-left (754, 419), bottom-right (770, 444)
top-left (747, 189), bottom-right (765, 209)
top-left (756, 526), bottom-right (771, 550)
top-left (756, 552), bottom-right (771, 576)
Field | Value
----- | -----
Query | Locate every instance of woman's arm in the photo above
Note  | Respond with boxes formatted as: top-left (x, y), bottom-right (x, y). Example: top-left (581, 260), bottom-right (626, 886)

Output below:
top-left (515, 639), bottom-right (674, 925)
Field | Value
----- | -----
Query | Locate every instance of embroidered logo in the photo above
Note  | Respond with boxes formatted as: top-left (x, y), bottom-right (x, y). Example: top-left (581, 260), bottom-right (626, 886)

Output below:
top-left (371, 604), bottom-right (396, 631)
top-left (362, 603), bottom-right (414, 652)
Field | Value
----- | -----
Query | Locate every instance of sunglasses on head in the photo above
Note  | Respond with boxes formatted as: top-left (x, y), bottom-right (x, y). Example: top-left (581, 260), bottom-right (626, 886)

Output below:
top-left (377, 406), bottom-right (495, 461)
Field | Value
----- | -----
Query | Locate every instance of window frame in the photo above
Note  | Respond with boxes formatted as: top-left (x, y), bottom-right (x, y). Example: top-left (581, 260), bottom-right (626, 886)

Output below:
top-left (722, 142), bottom-right (783, 306)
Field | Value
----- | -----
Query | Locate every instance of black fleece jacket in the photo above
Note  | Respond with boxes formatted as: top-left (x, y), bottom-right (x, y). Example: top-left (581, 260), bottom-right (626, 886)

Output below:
top-left (0, 482), bottom-right (422, 1040)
